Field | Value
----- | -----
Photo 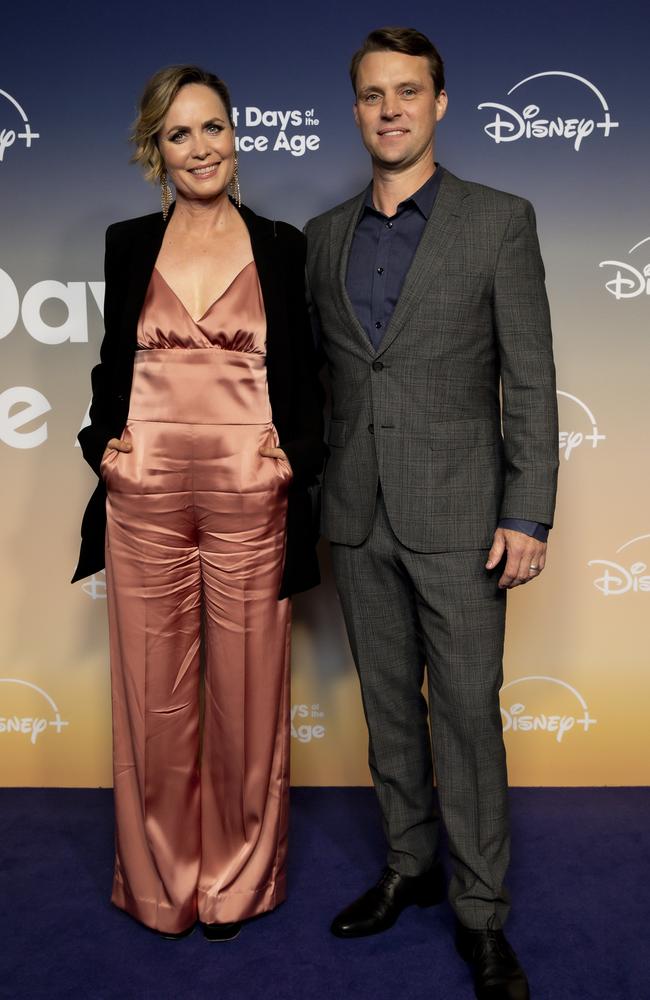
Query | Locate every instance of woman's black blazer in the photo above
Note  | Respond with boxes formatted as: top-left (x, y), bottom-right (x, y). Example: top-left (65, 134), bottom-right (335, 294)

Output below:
top-left (72, 203), bottom-right (325, 598)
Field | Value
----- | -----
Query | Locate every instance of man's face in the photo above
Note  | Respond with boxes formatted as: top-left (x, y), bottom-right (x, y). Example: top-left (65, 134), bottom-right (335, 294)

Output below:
top-left (353, 50), bottom-right (447, 171)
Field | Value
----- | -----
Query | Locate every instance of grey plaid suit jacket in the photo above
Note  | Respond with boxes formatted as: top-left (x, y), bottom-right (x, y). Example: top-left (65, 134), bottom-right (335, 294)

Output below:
top-left (305, 169), bottom-right (559, 552)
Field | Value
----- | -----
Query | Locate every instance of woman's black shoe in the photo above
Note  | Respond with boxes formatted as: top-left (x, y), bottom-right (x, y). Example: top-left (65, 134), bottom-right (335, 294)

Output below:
top-left (202, 920), bottom-right (243, 942)
top-left (159, 924), bottom-right (196, 940)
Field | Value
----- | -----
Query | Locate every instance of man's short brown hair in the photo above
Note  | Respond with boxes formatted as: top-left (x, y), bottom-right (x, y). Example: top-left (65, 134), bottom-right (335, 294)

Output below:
top-left (350, 27), bottom-right (445, 97)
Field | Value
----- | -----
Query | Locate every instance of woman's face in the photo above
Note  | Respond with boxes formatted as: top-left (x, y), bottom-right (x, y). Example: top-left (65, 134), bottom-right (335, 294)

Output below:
top-left (158, 83), bottom-right (235, 202)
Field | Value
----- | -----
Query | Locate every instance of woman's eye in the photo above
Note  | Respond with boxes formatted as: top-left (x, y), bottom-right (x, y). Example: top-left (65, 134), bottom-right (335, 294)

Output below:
top-left (206, 123), bottom-right (223, 134)
top-left (170, 131), bottom-right (186, 142)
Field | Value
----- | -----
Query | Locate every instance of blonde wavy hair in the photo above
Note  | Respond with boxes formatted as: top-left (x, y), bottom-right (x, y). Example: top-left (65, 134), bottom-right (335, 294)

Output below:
top-left (130, 65), bottom-right (234, 183)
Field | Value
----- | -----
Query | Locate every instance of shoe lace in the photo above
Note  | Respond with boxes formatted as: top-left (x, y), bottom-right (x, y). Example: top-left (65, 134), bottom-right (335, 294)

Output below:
top-left (467, 915), bottom-right (510, 963)
top-left (377, 867), bottom-right (402, 891)
top-left (479, 930), bottom-right (510, 962)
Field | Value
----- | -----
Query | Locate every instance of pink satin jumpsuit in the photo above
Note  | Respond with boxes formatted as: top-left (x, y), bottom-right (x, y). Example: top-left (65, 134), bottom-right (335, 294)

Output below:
top-left (101, 261), bottom-right (292, 934)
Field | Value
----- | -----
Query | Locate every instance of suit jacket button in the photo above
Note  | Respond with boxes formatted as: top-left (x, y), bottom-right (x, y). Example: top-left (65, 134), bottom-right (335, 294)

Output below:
top-left (372, 361), bottom-right (384, 372)
top-left (368, 423), bottom-right (374, 434)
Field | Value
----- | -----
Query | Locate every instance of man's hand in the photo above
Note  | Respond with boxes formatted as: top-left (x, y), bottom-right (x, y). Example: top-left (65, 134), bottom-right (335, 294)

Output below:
top-left (486, 527), bottom-right (547, 589)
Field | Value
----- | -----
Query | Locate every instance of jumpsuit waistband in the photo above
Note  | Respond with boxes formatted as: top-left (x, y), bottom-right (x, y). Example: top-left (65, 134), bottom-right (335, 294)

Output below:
top-left (129, 348), bottom-right (273, 426)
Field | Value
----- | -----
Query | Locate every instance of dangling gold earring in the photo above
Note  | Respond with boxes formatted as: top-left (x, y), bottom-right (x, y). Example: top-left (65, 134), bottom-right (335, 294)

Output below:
top-left (160, 169), bottom-right (173, 221)
top-left (228, 153), bottom-right (241, 208)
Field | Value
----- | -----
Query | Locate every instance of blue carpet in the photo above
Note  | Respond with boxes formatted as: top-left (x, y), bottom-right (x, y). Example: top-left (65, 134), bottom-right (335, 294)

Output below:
top-left (1, 788), bottom-right (649, 999)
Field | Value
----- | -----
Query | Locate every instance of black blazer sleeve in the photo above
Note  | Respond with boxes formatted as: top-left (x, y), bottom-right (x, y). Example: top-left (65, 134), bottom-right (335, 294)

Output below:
top-left (77, 224), bottom-right (128, 476)
top-left (275, 223), bottom-right (325, 484)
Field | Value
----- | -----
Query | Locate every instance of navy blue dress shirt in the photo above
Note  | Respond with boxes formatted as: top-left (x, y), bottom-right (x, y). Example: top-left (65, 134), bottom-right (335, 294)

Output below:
top-left (345, 167), bottom-right (548, 543)
top-left (346, 168), bottom-right (444, 350)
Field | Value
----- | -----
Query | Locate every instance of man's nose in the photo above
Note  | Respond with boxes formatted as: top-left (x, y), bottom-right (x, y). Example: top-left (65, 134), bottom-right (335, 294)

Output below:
top-left (381, 96), bottom-right (401, 118)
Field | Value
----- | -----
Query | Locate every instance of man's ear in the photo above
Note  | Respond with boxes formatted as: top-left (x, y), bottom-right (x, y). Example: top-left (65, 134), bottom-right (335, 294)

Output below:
top-left (435, 90), bottom-right (449, 123)
top-left (353, 102), bottom-right (360, 128)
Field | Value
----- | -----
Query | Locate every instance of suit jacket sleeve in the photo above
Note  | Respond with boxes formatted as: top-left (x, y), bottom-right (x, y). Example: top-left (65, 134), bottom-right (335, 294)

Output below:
top-left (77, 224), bottom-right (126, 476)
top-left (493, 199), bottom-right (559, 526)
top-left (276, 225), bottom-right (325, 483)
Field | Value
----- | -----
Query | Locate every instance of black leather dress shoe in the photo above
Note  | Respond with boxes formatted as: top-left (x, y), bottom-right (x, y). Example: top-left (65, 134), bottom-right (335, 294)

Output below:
top-left (330, 864), bottom-right (446, 938)
top-left (202, 920), bottom-right (242, 942)
top-left (456, 923), bottom-right (530, 1000)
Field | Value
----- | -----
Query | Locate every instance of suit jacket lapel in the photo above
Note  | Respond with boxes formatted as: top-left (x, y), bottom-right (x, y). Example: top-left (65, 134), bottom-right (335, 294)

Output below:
top-left (376, 170), bottom-right (470, 358)
top-left (329, 190), bottom-right (376, 358)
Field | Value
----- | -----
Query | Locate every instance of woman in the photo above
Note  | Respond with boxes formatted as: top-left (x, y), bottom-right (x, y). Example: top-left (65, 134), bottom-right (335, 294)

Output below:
top-left (72, 66), bottom-right (324, 940)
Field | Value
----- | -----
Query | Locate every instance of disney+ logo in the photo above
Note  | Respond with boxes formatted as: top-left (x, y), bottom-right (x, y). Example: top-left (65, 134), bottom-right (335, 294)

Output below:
top-left (0, 89), bottom-right (39, 162)
top-left (600, 237), bottom-right (650, 300)
top-left (589, 534), bottom-right (650, 597)
top-left (478, 71), bottom-right (618, 152)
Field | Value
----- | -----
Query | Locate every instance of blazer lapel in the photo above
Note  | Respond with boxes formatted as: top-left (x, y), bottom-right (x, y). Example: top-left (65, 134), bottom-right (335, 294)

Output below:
top-left (120, 202), bottom-right (279, 355)
top-left (121, 209), bottom-right (168, 351)
top-left (376, 171), bottom-right (470, 358)
top-left (329, 190), bottom-right (376, 358)
top-left (238, 203), bottom-right (279, 322)
top-left (237, 203), bottom-right (294, 433)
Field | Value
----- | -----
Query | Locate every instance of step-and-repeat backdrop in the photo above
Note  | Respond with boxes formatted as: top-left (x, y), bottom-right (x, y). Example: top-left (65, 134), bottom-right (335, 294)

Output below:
top-left (1, 0), bottom-right (648, 786)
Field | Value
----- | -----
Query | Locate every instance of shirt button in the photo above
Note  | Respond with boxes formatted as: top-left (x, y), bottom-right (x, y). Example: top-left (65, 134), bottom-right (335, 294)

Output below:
top-left (367, 423), bottom-right (374, 434)
top-left (372, 361), bottom-right (384, 372)
top-left (377, 267), bottom-right (384, 274)
top-left (375, 321), bottom-right (382, 329)
top-left (386, 222), bottom-right (393, 229)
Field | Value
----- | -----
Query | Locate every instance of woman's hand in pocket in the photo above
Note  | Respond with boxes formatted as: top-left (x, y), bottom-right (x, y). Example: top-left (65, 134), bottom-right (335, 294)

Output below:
top-left (102, 437), bottom-right (132, 463)
top-left (259, 445), bottom-right (292, 473)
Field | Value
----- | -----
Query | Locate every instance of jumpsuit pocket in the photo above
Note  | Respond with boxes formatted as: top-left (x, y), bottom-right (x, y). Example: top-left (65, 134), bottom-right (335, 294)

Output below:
top-left (270, 426), bottom-right (293, 484)
top-left (99, 426), bottom-right (131, 489)
top-left (100, 446), bottom-right (119, 485)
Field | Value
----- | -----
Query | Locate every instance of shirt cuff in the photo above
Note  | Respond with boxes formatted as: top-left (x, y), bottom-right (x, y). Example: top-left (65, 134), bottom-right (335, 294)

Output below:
top-left (498, 518), bottom-right (549, 542)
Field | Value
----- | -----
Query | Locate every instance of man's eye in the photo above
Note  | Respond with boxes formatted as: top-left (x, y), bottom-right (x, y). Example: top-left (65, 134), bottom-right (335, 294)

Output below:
top-left (402, 89), bottom-right (416, 97)
top-left (365, 94), bottom-right (380, 103)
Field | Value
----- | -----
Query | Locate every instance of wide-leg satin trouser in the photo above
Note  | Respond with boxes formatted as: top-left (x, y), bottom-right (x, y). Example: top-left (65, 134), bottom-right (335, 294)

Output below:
top-left (102, 349), bottom-right (292, 934)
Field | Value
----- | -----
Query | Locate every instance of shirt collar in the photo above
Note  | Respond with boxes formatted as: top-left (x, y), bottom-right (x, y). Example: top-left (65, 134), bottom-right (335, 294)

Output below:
top-left (361, 164), bottom-right (445, 220)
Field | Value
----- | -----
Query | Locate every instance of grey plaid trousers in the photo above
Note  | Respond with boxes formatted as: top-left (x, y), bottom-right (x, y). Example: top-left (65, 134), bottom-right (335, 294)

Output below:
top-left (331, 491), bottom-right (511, 930)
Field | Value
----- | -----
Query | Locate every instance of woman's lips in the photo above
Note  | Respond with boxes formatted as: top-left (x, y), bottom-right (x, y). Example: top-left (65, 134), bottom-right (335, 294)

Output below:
top-left (188, 163), bottom-right (220, 178)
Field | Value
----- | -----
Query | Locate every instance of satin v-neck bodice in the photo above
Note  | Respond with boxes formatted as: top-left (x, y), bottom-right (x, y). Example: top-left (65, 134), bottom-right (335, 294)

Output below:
top-left (137, 260), bottom-right (267, 353)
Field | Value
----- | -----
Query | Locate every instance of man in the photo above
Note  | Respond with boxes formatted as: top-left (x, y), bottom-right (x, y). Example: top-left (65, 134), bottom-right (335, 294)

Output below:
top-left (305, 27), bottom-right (558, 1000)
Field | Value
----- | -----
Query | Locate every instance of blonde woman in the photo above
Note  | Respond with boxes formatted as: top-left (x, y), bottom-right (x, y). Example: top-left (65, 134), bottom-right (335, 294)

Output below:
top-left (73, 66), bottom-right (324, 940)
